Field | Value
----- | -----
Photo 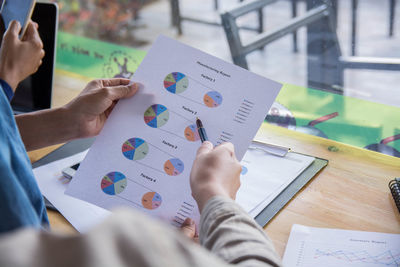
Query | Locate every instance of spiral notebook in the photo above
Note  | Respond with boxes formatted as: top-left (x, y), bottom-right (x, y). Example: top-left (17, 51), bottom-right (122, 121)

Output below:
top-left (389, 178), bottom-right (400, 213)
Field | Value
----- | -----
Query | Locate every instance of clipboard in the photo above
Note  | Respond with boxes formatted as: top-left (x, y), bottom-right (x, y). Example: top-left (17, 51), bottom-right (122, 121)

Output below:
top-left (254, 155), bottom-right (328, 227)
top-left (33, 138), bottom-right (327, 224)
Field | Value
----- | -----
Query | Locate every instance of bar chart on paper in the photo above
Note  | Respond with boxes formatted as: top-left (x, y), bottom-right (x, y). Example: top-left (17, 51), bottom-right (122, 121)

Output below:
top-left (283, 225), bottom-right (400, 267)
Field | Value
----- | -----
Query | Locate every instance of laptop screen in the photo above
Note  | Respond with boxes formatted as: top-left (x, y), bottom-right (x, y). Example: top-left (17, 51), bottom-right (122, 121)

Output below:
top-left (11, 2), bottom-right (57, 113)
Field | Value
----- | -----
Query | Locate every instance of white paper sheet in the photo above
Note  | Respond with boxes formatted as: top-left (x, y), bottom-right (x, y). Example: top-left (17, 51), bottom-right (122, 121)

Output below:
top-left (236, 143), bottom-right (315, 217)
top-left (65, 35), bottom-right (282, 227)
top-left (283, 224), bottom-right (400, 267)
top-left (33, 151), bottom-right (110, 233)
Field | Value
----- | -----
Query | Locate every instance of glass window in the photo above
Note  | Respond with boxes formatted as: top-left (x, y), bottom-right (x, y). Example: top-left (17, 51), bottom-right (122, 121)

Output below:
top-left (18, 0), bottom-right (400, 157)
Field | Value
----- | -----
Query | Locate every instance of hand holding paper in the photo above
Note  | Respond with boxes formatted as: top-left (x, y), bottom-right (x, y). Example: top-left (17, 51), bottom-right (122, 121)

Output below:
top-left (64, 79), bottom-right (139, 138)
top-left (66, 35), bottom-right (282, 226)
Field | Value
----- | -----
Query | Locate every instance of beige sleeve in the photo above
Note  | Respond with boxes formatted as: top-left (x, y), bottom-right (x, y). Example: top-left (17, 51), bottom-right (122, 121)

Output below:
top-left (0, 198), bottom-right (281, 267)
top-left (200, 196), bottom-right (282, 267)
top-left (0, 209), bottom-right (227, 267)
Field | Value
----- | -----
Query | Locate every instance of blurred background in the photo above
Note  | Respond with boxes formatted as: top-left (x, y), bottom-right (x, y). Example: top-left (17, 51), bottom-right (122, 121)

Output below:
top-left (5, 0), bottom-right (400, 157)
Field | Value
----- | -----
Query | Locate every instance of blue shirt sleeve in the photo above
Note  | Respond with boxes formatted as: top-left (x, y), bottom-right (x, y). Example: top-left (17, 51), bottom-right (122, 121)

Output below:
top-left (0, 84), bottom-right (49, 233)
top-left (0, 79), bottom-right (14, 102)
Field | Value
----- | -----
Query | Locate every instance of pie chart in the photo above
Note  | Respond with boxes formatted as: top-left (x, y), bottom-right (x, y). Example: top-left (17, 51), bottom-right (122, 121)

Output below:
top-left (144, 104), bottom-right (169, 128)
top-left (142, 192), bottom-right (162, 210)
top-left (101, 171), bottom-right (127, 195)
top-left (122, 138), bottom-right (149, 160)
top-left (164, 158), bottom-right (184, 176)
top-left (184, 124), bottom-right (200, 142)
top-left (163, 72), bottom-right (189, 94)
top-left (203, 91), bottom-right (223, 107)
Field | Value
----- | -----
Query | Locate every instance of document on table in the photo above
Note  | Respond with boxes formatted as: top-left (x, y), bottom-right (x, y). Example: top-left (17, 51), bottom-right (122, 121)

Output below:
top-left (283, 224), bottom-right (400, 267)
top-left (34, 142), bottom-right (313, 232)
top-left (236, 142), bottom-right (315, 217)
top-left (65, 35), bottom-right (282, 226)
top-left (33, 151), bottom-right (110, 233)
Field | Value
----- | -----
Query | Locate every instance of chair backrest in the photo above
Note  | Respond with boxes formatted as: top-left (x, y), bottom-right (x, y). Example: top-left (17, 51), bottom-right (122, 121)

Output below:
top-left (221, 0), bottom-right (345, 94)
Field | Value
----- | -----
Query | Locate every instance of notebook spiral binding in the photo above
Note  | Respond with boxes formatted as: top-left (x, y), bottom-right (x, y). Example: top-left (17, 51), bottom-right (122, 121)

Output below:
top-left (389, 178), bottom-right (400, 213)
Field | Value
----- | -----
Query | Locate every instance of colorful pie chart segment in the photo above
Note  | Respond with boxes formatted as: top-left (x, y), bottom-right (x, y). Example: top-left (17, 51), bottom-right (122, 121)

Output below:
top-left (144, 104), bottom-right (170, 128)
top-left (142, 192), bottom-right (162, 210)
top-left (101, 172), bottom-right (127, 195)
top-left (184, 124), bottom-right (200, 142)
top-left (241, 166), bottom-right (248, 175)
top-left (164, 158), bottom-right (184, 176)
top-left (203, 91), bottom-right (223, 107)
top-left (163, 72), bottom-right (189, 94)
top-left (122, 138), bottom-right (149, 160)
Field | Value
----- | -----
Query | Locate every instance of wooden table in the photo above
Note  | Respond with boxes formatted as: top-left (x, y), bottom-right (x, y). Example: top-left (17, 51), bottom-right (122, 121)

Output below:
top-left (28, 71), bottom-right (400, 256)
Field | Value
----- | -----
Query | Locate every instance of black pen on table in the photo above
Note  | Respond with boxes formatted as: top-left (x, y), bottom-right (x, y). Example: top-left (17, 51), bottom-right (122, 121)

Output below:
top-left (196, 117), bottom-right (208, 143)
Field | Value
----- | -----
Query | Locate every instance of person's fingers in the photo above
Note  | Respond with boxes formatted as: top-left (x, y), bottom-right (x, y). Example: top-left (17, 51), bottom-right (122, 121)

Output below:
top-left (24, 22), bottom-right (43, 48)
top-left (30, 20), bottom-right (39, 29)
top-left (216, 142), bottom-right (235, 157)
top-left (21, 21), bottom-right (38, 41)
top-left (101, 78), bottom-right (131, 87)
top-left (180, 218), bottom-right (196, 239)
top-left (101, 82), bottom-right (139, 101)
top-left (196, 141), bottom-right (213, 157)
top-left (6, 20), bottom-right (21, 38)
top-left (40, 49), bottom-right (45, 59)
top-left (22, 22), bottom-right (34, 39)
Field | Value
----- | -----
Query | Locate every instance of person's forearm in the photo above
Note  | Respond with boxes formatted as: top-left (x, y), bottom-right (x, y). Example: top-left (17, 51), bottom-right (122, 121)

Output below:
top-left (200, 196), bottom-right (282, 267)
top-left (15, 107), bottom-right (79, 151)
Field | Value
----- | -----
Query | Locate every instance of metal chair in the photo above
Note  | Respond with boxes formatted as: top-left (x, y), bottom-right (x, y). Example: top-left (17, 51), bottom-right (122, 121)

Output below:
top-left (170, 0), bottom-right (264, 35)
top-left (221, 0), bottom-right (400, 94)
top-left (171, 0), bottom-right (300, 51)
top-left (351, 0), bottom-right (397, 56)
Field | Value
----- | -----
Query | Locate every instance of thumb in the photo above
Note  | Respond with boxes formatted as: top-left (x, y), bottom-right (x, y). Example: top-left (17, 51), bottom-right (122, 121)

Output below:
top-left (6, 20), bottom-right (21, 37)
top-left (180, 218), bottom-right (196, 239)
top-left (104, 82), bottom-right (139, 101)
top-left (196, 141), bottom-right (213, 157)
